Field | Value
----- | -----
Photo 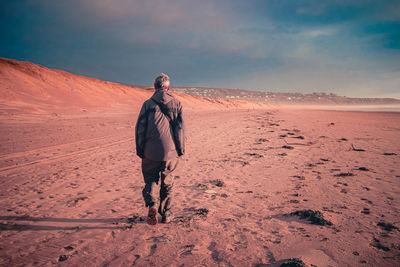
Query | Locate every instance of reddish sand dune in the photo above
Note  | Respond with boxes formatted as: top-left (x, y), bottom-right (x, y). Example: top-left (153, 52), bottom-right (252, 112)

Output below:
top-left (0, 58), bottom-right (142, 113)
top-left (0, 58), bottom-right (266, 114)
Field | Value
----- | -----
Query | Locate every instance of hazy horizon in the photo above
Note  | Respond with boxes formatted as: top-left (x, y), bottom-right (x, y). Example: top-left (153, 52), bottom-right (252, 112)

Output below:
top-left (3, 56), bottom-right (400, 102)
top-left (1, 0), bottom-right (399, 98)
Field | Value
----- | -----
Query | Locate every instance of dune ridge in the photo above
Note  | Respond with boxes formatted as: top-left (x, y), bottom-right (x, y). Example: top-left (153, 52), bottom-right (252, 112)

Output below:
top-left (0, 58), bottom-right (267, 114)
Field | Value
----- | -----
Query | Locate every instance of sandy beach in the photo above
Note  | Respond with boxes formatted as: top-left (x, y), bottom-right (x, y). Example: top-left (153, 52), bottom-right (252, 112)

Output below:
top-left (0, 107), bottom-right (399, 266)
top-left (2, 0), bottom-right (400, 265)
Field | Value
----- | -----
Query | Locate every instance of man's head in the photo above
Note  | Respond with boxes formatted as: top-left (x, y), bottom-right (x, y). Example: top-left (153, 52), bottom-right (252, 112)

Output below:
top-left (154, 73), bottom-right (170, 91)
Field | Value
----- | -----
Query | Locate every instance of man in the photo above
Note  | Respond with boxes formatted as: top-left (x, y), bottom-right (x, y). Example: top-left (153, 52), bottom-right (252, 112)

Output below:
top-left (135, 73), bottom-right (185, 225)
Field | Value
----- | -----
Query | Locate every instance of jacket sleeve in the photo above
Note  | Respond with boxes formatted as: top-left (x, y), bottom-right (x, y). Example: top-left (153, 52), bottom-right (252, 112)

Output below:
top-left (173, 104), bottom-right (185, 156)
top-left (135, 103), bottom-right (148, 158)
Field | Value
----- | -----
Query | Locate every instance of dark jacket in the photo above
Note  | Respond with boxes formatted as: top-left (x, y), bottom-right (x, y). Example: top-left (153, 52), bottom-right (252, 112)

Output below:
top-left (135, 90), bottom-right (185, 161)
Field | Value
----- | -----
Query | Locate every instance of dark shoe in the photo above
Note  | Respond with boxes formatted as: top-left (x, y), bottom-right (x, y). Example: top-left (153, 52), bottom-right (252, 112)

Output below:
top-left (161, 213), bottom-right (174, 223)
top-left (147, 207), bottom-right (157, 225)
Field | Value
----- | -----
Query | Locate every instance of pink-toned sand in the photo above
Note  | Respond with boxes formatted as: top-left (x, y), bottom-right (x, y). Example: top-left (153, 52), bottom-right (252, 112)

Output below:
top-left (0, 58), bottom-right (399, 266)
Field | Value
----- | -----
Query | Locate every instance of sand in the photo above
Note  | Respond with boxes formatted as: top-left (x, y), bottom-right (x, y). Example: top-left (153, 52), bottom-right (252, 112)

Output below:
top-left (0, 107), bottom-right (399, 266)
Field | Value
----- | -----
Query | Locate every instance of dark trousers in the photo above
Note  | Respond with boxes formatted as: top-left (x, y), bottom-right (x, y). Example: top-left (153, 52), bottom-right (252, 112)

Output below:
top-left (141, 157), bottom-right (179, 215)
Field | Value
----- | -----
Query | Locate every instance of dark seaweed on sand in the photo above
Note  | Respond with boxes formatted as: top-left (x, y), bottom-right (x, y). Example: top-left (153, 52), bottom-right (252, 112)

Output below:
top-left (244, 153), bottom-right (264, 158)
top-left (194, 208), bottom-right (209, 217)
top-left (64, 246), bottom-right (74, 251)
top-left (177, 208), bottom-right (210, 227)
top-left (288, 209), bottom-right (333, 226)
top-left (58, 255), bottom-right (68, 262)
top-left (280, 258), bottom-right (306, 267)
top-left (371, 238), bottom-right (390, 251)
top-left (383, 152), bottom-right (397, 156)
top-left (334, 172), bottom-right (354, 177)
top-left (209, 179), bottom-right (224, 187)
top-left (377, 221), bottom-right (399, 232)
top-left (351, 144), bottom-right (365, 151)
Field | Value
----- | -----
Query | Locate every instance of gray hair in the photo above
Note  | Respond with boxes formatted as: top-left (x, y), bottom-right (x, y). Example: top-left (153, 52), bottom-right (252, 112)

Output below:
top-left (154, 73), bottom-right (170, 90)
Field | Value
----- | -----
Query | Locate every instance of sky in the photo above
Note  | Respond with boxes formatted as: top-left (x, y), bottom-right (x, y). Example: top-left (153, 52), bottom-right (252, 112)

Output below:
top-left (1, 0), bottom-right (400, 98)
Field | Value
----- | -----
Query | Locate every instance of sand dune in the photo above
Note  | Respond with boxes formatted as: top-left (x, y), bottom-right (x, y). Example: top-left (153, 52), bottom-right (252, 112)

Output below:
top-left (0, 58), bottom-right (266, 115)
top-left (0, 59), bottom-right (399, 266)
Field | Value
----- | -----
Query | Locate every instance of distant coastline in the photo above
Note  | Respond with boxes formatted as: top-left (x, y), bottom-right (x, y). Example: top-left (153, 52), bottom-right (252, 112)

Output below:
top-left (278, 104), bottom-right (400, 113)
top-left (169, 86), bottom-right (400, 106)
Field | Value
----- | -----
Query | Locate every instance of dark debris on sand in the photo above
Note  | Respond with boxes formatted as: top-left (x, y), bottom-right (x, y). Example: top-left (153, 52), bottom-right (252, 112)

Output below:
top-left (288, 209), bottom-right (333, 226)
top-left (383, 152), bottom-right (397, 156)
top-left (68, 196), bottom-right (88, 207)
top-left (64, 246), bottom-right (74, 251)
top-left (371, 238), bottom-right (390, 251)
top-left (196, 183), bottom-right (209, 190)
top-left (334, 172), bottom-right (354, 177)
top-left (377, 221), bottom-right (399, 232)
top-left (58, 255), bottom-right (68, 262)
top-left (244, 153), bottom-right (264, 158)
top-left (282, 145), bottom-right (294, 150)
top-left (280, 258), bottom-right (306, 267)
top-left (351, 144), bottom-right (365, 151)
top-left (209, 179), bottom-right (224, 187)
top-left (176, 208), bottom-right (209, 227)
top-left (194, 208), bottom-right (209, 217)
top-left (361, 208), bottom-right (370, 214)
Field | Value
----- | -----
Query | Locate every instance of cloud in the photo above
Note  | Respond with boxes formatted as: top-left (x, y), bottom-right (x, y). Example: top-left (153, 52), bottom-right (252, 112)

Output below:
top-left (300, 28), bottom-right (337, 38)
top-left (78, 0), bottom-right (232, 34)
top-left (2, 0), bottom-right (400, 98)
top-left (37, 0), bottom-right (255, 54)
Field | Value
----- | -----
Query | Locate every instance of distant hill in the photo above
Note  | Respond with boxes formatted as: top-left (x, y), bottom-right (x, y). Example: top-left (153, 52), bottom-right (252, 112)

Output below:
top-left (0, 58), bottom-right (265, 114)
top-left (172, 87), bottom-right (400, 105)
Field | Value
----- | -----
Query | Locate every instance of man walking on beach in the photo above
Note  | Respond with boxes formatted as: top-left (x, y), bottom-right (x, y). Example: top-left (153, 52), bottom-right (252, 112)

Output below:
top-left (135, 73), bottom-right (185, 225)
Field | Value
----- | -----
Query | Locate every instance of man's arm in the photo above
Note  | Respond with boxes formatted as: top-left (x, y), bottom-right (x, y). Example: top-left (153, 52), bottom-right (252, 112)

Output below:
top-left (173, 104), bottom-right (185, 156)
top-left (135, 103), bottom-right (148, 158)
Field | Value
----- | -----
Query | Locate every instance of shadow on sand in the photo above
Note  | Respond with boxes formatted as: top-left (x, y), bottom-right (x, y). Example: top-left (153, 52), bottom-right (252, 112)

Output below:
top-left (0, 215), bottom-right (144, 231)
